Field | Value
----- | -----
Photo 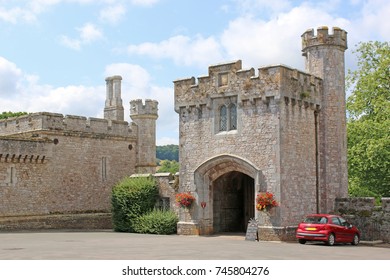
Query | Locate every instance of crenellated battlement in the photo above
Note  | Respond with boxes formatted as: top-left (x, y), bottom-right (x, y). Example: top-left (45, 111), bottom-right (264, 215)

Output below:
top-left (302, 26), bottom-right (347, 55)
top-left (0, 112), bottom-right (137, 138)
top-left (130, 99), bottom-right (159, 119)
top-left (174, 60), bottom-right (322, 112)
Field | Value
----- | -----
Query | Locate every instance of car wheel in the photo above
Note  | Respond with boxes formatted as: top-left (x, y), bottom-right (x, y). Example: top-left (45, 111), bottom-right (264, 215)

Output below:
top-left (351, 234), bottom-right (359, 245)
top-left (327, 233), bottom-right (335, 246)
top-left (298, 239), bottom-right (306, 244)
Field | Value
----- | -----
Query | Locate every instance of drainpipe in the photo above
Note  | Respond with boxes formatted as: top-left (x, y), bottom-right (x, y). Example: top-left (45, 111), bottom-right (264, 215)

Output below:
top-left (314, 110), bottom-right (320, 213)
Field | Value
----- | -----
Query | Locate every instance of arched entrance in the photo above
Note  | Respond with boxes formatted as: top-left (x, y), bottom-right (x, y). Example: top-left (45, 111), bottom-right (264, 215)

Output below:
top-left (213, 171), bottom-right (254, 233)
top-left (193, 154), bottom-right (265, 235)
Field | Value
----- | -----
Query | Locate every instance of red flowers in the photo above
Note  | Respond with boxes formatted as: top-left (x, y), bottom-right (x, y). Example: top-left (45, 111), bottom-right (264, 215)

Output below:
top-left (256, 192), bottom-right (278, 211)
top-left (175, 192), bottom-right (196, 208)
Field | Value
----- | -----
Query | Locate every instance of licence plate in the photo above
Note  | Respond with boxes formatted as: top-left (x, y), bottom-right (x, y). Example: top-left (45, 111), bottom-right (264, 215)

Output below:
top-left (306, 227), bottom-right (317, 231)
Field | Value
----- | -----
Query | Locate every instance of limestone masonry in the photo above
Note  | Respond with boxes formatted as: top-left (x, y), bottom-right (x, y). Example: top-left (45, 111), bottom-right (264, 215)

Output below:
top-left (174, 27), bottom-right (349, 239)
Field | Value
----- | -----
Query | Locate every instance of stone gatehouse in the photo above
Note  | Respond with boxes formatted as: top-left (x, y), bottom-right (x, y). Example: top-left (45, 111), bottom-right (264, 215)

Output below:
top-left (174, 27), bottom-right (349, 240)
top-left (1, 26), bottom-right (352, 240)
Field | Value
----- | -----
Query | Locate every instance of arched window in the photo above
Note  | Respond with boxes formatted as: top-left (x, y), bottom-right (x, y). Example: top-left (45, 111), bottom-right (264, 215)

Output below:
top-left (219, 105), bottom-right (227, 131)
top-left (229, 104), bottom-right (237, 130)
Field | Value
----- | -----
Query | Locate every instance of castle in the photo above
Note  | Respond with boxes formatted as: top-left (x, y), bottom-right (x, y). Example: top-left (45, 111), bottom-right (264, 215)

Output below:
top-left (1, 26), bottom-right (351, 240)
top-left (0, 76), bottom-right (158, 227)
top-left (174, 26), bottom-right (349, 239)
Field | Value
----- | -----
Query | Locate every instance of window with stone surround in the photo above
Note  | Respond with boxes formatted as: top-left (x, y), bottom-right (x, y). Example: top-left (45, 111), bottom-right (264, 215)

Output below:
top-left (218, 102), bottom-right (237, 132)
top-left (229, 103), bottom-right (237, 130)
top-left (219, 105), bottom-right (227, 131)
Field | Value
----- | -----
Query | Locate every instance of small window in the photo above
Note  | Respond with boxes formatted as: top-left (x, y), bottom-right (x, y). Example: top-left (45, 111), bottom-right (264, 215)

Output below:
top-left (229, 104), bottom-right (237, 130)
top-left (219, 105), bottom-right (227, 131)
top-left (157, 197), bottom-right (170, 211)
top-left (101, 157), bottom-right (107, 181)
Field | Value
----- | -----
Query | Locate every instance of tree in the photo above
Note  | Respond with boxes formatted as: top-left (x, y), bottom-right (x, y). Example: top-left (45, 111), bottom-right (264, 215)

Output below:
top-left (0, 111), bottom-right (28, 119)
top-left (156, 160), bottom-right (179, 174)
top-left (346, 41), bottom-right (390, 197)
top-left (156, 145), bottom-right (179, 161)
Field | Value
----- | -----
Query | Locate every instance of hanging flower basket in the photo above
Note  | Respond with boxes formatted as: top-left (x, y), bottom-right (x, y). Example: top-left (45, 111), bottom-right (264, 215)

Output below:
top-left (256, 192), bottom-right (278, 211)
top-left (175, 192), bottom-right (196, 208)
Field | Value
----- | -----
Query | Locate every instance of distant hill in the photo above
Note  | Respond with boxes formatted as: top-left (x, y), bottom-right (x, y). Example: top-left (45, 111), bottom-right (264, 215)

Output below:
top-left (156, 145), bottom-right (179, 161)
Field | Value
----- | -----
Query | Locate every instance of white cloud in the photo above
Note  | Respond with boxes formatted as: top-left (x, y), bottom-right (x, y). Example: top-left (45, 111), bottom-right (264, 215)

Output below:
top-left (0, 6), bottom-right (37, 24)
top-left (0, 57), bottom-right (23, 96)
top-left (125, 4), bottom-right (353, 72)
top-left (221, 5), bottom-right (351, 70)
top-left (233, 0), bottom-right (292, 16)
top-left (0, 57), bottom-right (176, 144)
top-left (0, 0), bottom-right (159, 24)
top-left (0, 0), bottom-right (61, 24)
top-left (0, 56), bottom-right (104, 117)
top-left (103, 63), bottom-right (178, 143)
top-left (60, 23), bottom-right (103, 50)
top-left (127, 35), bottom-right (224, 68)
top-left (354, 0), bottom-right (390, 40)
top-left (78, 23), bottom-right (103, 42)
top-left (59, 35), bottom-right (82, 50)
top-left (131, 0), bottom-right (160, 6)
top-left (105, 63), bottom-right (151, 95)
top-left (99, 4), bottom-right (126, 24)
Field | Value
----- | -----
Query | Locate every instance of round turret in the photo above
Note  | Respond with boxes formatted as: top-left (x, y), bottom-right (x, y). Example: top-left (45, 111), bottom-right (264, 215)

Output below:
top-left (302, 26), bottom-right (349, 213)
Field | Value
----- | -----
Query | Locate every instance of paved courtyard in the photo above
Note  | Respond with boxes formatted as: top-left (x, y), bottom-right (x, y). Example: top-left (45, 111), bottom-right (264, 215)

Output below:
top-left (0, 230), bottom-right (389, 260)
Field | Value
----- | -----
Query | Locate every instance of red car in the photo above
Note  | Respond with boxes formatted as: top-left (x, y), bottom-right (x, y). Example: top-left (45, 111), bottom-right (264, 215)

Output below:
top-left (296, 214), bottom-right (360, 246)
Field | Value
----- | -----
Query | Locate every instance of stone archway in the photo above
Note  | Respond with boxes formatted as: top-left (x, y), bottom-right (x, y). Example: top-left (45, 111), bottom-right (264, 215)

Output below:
top-left (193, 154), bottom-right (265, 235)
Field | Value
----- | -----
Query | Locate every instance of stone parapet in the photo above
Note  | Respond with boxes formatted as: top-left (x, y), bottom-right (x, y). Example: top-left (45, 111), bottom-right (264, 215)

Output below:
top-left (0, 112), bottom-right (137, 138)
top-left (174, 61), bottom-right (322, 113)
top-left (302, 26), bottom-right (348, 54)
top-left (130, 99), bottom-right (158, 118)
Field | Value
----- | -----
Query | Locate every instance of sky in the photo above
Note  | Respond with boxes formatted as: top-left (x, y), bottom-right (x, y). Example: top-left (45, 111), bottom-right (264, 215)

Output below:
top-left (1, 0), bottom-right (389, 145)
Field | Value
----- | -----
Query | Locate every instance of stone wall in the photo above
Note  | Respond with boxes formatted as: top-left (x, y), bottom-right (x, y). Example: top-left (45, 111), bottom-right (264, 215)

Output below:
top-left (0, 213), bottom-right (112, 231)
top-left (279, 99), bottom-right (318, 226)
top-left (335, 197), bottom-right (390, 242)
top-left (0, 132), bottom-right (137, 217)
top-left (0, 172), bottom-right (178, 231)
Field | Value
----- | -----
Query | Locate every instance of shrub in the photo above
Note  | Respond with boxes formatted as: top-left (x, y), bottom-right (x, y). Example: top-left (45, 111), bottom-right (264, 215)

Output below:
top-left (133, 209), bottom-right (178, 235)
top-left (111, 176), bottom-right (158, 232)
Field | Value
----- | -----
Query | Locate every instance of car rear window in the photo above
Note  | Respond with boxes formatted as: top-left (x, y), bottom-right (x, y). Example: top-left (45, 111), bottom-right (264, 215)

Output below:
top-left (303, 216), bottom-right (328, 224)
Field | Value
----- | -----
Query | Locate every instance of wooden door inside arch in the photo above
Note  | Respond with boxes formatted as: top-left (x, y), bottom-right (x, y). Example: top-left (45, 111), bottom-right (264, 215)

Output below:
top-left (212, 171), bottom-right (254, 233)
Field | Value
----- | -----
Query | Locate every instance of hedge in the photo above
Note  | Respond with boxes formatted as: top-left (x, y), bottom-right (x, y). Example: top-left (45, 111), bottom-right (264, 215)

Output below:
top-left (133, 209), bottom-right (178, 235)
top-left (111, 176), bottom-right (158, 232)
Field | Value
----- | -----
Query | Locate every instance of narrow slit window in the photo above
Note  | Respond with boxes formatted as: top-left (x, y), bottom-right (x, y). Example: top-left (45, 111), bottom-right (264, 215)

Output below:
top-left (229, 104), bottom-right (237, 130)
top-left (102, 157), bottom-right (107, 181)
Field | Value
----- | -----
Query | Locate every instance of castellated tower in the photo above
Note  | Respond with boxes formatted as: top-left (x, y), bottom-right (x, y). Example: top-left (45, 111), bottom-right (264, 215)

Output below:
top-left (130, 99), bottom-right (158, 174)
top-left (302, 27), bottom-right (348, 213)
top-left (104, 75), bottom-right (124, 121)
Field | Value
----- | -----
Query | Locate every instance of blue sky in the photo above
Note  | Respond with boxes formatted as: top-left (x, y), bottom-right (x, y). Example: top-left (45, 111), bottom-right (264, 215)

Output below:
top-left (1, 0), bottom-right (389, 145)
